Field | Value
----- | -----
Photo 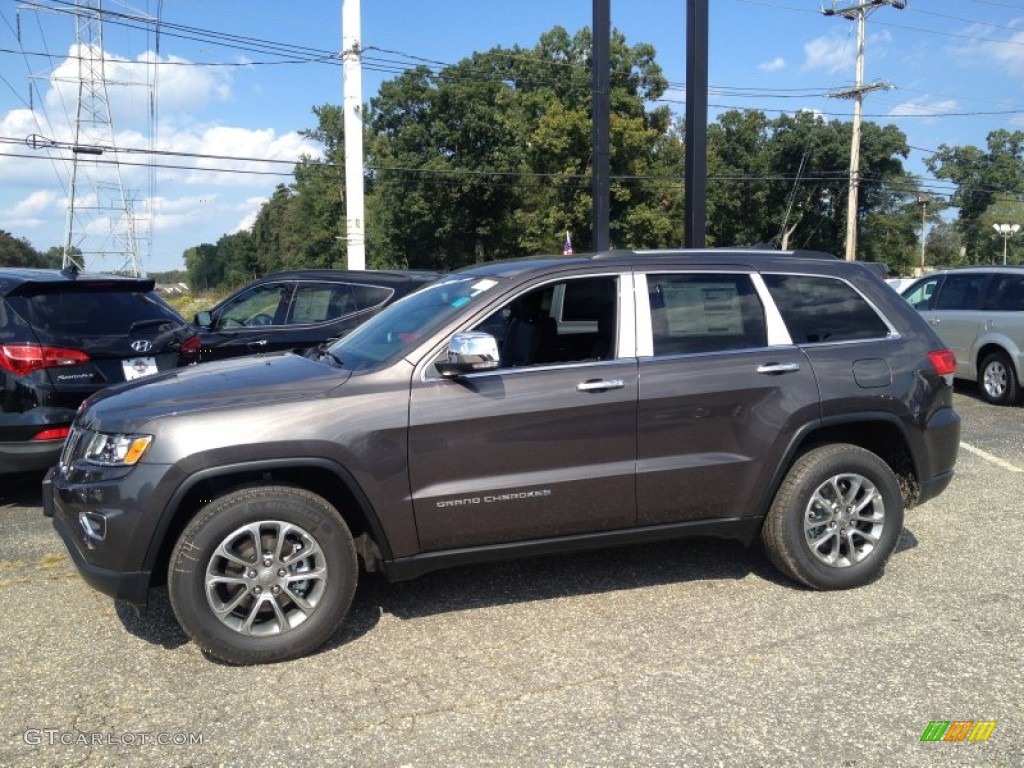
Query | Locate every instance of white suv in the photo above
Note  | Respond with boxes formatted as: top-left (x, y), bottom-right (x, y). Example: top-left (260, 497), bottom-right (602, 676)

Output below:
top-left (903, 267), bottom-right (1024, 405)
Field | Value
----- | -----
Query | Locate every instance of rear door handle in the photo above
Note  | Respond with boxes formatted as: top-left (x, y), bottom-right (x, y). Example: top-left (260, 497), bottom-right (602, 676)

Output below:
top-left (577, 378), bottom-right (625, 392)
top-left (247, 339), bottom-right (269, 349)
top-left (756, 362), bottom-right (801, 375)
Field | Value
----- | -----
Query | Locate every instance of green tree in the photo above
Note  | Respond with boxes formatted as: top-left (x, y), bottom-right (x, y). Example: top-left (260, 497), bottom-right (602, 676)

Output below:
top-left (366, 26), bottom-right (684, 268)
top-left (925, 129), bottom-right (1024, 262)
top-left (0, 231), bottom-right (47, 267)
top-left (184, 243), bottom-right (222, 291)
top-left (706, 110), bottom-right (920, 264)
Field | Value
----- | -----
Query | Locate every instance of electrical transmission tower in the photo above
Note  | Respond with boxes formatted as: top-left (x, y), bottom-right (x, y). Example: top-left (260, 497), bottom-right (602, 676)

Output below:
top-left (62, 0), bottom-right (142, 275)
top-left (823, 0), bottom-right (906, 261)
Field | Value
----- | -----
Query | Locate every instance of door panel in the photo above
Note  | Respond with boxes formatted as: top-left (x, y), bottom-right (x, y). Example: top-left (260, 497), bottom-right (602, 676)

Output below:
top-left (636, 348), bottom-right (819, 525)
top-left (409, 360), bottom-right (639, 551)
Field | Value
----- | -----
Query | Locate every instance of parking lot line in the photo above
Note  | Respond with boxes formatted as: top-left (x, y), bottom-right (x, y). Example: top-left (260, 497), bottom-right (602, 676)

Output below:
top-left (959, 441), bottom-right (1024, 473)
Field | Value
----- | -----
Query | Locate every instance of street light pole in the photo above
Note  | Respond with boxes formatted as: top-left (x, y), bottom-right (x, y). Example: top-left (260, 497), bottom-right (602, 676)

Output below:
top-left (917, 194), bottom-right (930, 274)
top-left (993, 223), bottom-right (1021, 266)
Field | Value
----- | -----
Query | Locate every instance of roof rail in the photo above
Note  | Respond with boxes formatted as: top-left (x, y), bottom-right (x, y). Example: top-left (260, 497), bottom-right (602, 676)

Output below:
top-left (591, 247), bottom-right (840, 261)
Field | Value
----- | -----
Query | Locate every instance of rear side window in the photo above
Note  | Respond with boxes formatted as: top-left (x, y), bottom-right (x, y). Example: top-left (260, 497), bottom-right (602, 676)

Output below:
top-left (935, 273), bottom-right (989, 310)
top-left (985, 273), bottom-right (1024, 312)
top-left (647, 274), bottom-right (767, 355)
top-left (763, 274), bottom-right (889, 344)
top-left (7, 289), bottom-right (182, 339)
top-left (288, 283), bottom-right (394, 324)
top-left (349, 284), bottom-right (393, 312)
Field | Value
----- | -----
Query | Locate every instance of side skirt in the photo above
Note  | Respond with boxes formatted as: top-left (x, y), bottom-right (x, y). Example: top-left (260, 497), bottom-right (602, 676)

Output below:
top-left (382, 517), bottom-right (762, 582)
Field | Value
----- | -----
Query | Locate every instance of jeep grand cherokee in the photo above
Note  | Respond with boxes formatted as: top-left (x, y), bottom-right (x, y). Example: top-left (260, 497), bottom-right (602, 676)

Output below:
top-left (44, 249), bottom-right (960, 664)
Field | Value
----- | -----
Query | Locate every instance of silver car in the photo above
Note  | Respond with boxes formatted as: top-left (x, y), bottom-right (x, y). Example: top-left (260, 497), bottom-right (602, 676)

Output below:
top-left (902, 267), bottom-right (1024, 405)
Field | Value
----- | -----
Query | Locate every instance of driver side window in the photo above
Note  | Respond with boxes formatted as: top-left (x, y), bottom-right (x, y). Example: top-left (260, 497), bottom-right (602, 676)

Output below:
top-left (473, 277), bottom-right (618, 368)
top-left (217, 283), bottom-right (293, 329)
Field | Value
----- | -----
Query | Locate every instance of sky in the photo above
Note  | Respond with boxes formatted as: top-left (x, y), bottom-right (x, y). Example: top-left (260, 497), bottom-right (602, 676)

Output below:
top-left (1, 0), bottom-right (1023, 274)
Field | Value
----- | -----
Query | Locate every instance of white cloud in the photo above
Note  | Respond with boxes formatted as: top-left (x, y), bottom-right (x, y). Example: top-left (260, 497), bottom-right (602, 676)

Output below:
top-left (1, 189), bottom-right (64, 229)
top-left (758, 57), bottom-right (786, 73)
top-left (157, 125), bottom-right (322, 187)
top-left (45, 45), bottom-right (234, 132)
top-left (888, 98), bottom-right (959, 123)
top-left (802, 35), bottom-right (854, 74)
top-left (802, 31), bottom-right (892, 75)
top-left (951, 27), bottom-right (1024, 76)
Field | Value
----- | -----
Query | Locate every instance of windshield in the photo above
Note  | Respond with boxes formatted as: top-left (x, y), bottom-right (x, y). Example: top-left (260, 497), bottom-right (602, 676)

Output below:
top-left (327, 275), bottom-right (504, 370)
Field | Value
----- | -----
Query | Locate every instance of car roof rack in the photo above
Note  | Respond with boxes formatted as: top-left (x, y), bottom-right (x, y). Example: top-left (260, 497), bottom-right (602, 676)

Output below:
top-left (590, 247), bottom-right (839, 261)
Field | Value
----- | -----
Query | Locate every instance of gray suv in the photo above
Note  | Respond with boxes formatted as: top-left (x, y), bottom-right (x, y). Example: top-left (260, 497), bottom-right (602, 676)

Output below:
top-left (44, 249), bottom-right (961, 664)
top-left (902, 266), bottom-right (1024, 405)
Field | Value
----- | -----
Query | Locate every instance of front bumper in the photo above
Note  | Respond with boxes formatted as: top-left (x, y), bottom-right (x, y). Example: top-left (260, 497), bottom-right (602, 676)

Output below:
top-left (50, 508), bottom-right (152, 610)
top-left (42, 463), bottom-right (176, 612)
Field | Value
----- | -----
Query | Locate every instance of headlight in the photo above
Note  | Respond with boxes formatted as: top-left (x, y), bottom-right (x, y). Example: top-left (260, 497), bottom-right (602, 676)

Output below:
top-left (84, 432), bottom-right (153, 466)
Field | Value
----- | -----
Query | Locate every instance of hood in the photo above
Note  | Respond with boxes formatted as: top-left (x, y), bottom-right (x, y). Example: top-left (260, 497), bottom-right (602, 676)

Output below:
top-left (80, 353), bottom-right (350, 430)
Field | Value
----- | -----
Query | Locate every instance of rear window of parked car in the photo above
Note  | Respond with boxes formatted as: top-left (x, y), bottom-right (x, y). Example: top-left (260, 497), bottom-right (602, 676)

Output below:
top-left (6, 289), bottom-right (181, 338)
top-left (763, 273), bottom-right (890, 344)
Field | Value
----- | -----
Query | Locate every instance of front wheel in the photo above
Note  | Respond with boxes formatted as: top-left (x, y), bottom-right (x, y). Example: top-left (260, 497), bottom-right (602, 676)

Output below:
top-left (979, 351), bottom-right (1020, 406)
top-left (168, 485), bottom-right (358, 665)
top-left (762, 444), bottom-right (903, 590)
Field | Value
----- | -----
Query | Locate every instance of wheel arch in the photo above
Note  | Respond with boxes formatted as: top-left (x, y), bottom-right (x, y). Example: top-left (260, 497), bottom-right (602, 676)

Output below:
top-left (976, 339), bottom-right (1021, 377)
top-left (143, 458), bottom-right (392, 589)
top-left (756, 414), bottom-right (919, 524)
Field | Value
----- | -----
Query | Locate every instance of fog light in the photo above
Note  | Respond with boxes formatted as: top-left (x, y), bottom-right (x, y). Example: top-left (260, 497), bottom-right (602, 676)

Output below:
top-left (79, 511), bottom-right (106, 541)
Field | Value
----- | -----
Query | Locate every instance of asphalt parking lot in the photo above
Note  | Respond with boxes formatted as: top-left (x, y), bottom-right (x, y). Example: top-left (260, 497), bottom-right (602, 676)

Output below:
top-left (1, 385), bottom-right (1021, 767)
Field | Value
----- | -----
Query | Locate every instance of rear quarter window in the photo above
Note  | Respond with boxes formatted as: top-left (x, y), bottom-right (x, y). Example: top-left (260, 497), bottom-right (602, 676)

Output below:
top-left (985, 273), bottom-right (1024, 312)
top-left (763, 274), bottom-right (890, 344)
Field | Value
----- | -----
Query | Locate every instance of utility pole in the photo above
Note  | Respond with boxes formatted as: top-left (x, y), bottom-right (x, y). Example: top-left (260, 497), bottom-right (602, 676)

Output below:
top-left (684, 0), bottom-right (709, 248)
top-left (342, 0), bottom-right (365, 270)
top-left (823, 0), bottom-right (905, 261)
top-left (917, 193), bottom-right (930, 273)
top-left (591, 0), bottom-right (610, 252)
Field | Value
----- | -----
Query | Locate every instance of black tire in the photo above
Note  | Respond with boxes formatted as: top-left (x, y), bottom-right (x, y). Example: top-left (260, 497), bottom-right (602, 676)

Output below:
top-left (762, 444), bottom-right (903, 590)
top-left (979, 351), bottom-right (1020, 406)
top-left (168, 485), bottom-right (358, 665)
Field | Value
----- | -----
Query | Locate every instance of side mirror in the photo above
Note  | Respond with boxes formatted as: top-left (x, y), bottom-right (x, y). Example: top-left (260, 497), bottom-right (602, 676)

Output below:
top-left (195, 311), bottom-right (212, 329)
top-left (436, 331), bottom-right (501, 378)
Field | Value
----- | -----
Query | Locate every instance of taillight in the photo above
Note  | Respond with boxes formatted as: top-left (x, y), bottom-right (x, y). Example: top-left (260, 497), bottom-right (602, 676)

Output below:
top-left (32, 427), bottom-right (70, 441)
top-left (928, 349), bottom-right (957, 376)
top-left (180, 335), bottom-right (201, 357)
top-left (0, 344), bottom-right (91, 376)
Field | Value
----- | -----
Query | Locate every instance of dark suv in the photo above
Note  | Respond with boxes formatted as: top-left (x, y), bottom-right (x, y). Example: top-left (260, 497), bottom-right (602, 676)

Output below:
top-left (1, 268), bottom-right (198, 474)
top-left (44, 250), bottom-right (960, 664)
top-left (193, 269), bottom-right (438, 361)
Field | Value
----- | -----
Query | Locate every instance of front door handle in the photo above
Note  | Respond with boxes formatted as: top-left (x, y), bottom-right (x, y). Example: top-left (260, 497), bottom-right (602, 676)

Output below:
top-left (577, 378), bottom-right (625, 392)
top-left (247, 339), bottom-right (269, 349)
top-left (756, 362), bottom-right (801, 375)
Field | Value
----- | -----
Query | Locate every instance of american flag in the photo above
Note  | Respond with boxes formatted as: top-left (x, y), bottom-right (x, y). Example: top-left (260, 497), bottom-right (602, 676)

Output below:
top-left (562, 231), bottom-right (573, 256)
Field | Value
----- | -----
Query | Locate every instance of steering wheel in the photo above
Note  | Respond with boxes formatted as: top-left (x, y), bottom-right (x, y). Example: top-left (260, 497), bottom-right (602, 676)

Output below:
top-left (248, 314), bottom-right (274, 326)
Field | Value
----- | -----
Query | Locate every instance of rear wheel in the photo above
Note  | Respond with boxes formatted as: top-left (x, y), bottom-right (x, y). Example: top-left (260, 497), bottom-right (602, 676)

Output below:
top-left (979, 351), bottom-right (1020, 406)
top-left (762, 444), bottom-right (903, 590)
top-left (168, 485), bottom-right (357, 665)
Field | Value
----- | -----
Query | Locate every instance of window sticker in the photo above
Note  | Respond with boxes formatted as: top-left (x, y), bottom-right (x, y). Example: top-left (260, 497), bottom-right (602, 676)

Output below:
top-left (662, 282), bottom-right (743, 336)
